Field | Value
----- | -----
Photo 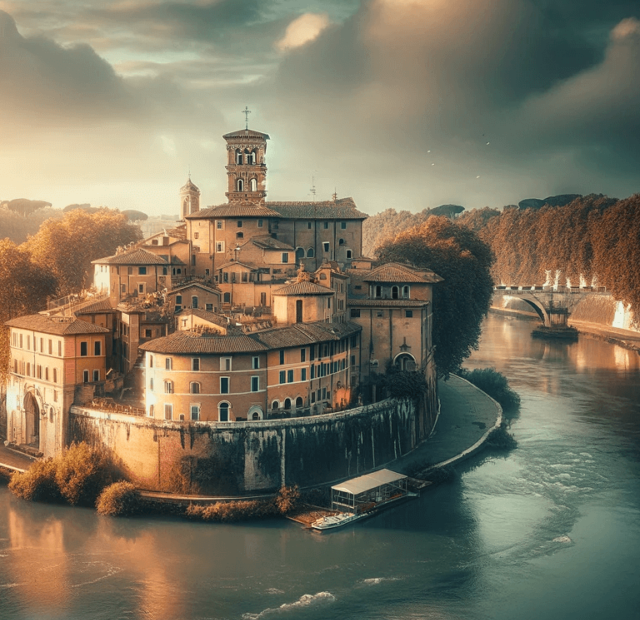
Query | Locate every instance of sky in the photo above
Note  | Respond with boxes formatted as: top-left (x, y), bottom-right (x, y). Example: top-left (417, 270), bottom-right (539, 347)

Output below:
top-left (0, 0), bottom-right (639, 217)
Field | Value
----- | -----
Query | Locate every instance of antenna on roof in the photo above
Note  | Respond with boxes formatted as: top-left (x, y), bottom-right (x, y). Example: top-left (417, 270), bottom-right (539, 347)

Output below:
top-left (243, 106), bottom-right (251, 130)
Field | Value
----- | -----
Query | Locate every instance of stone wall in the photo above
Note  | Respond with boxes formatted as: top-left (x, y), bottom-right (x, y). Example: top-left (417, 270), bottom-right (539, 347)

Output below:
top-left (70, 394), bottom-right (435, 495)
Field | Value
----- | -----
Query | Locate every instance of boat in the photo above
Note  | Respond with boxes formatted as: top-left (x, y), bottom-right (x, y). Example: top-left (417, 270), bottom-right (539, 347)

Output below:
top-left (310, 513), bottom-right (361, 531)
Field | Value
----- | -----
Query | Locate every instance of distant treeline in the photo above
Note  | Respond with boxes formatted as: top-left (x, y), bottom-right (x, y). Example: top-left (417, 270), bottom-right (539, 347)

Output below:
top-left (364, 193), bottom-right (640, 317)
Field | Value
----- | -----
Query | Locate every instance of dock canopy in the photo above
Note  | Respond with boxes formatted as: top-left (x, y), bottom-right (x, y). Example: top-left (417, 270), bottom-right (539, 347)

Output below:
top-left (331, 469), bottom-right (408, 514)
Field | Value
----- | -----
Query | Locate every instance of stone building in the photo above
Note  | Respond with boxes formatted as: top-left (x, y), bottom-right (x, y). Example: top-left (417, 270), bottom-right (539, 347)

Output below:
top-left (3, 124), bottom-right (442, 472)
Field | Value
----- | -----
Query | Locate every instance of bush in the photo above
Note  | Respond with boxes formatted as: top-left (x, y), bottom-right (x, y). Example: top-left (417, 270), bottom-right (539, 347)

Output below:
top-left (96, 482), bottom-right (142, 517)
top-left (275, 485), bottom-right (300, 515)
top-left (485, 424), bottom-right (518, 450)
top-left (8, 459), bottom-right (62, 502)
top-left (186, 499), bottom-right (279, 522)
top-left (458, 367), bottom-right (521, 413)
top-left (55, 442), bottom-right (117, 506)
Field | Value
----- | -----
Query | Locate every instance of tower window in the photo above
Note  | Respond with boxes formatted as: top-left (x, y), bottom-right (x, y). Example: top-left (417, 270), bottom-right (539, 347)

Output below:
top-left (237, 179), bottom-right (244, 191)
top-left (250, 178), bottom-right (257, 191)
top-left (235, 149), bottom-right (242, 164)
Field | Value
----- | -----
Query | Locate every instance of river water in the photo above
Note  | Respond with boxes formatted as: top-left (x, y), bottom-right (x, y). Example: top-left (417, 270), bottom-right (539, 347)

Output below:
top-left (1, 315), bottom-right (640, 620)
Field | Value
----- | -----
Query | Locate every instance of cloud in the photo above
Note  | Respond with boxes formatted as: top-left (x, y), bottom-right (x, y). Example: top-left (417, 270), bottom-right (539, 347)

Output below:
top-left (276, 13), bottom-right (330, 52)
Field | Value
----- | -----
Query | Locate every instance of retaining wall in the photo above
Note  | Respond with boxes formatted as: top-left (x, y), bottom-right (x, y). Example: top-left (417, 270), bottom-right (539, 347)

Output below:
top-left (70, 395), bottom-right (435, 495)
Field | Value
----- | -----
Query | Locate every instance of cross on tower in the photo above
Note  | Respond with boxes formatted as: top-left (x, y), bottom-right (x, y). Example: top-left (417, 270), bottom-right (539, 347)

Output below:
top-left (242, 106), bottom-right (251, 130)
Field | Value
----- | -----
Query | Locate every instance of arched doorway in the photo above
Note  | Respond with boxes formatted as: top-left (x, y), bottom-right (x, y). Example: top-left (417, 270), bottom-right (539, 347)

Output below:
top-left (394, 353), bottom-right (416, 371)
top-left (24, 392), bottom-right (40, 448)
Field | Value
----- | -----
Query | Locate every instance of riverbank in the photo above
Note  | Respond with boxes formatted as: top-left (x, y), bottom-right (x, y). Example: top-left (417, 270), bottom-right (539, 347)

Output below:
top-left (489, 306), bottom-right (640, 353)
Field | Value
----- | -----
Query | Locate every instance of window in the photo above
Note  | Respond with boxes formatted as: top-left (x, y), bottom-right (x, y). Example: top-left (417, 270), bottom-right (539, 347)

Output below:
top-left (251, 376), bottom-right (259, 392)
top-left (301, 368), bottom-right (307, 381)
top-left (405, 310), bottom-right (413, 318)
top-left (216, 220), bottom-right (224, 229)
top-left (310, 344), bottom-right (315, 360)
top-left (164, 380), bottom-right (173, 394)
top-left (216, 241), bottom-right (225, 253)
top-left (375, 285), bottom-right (382, 298)
top-left (339, 238), bottom-right (344, 246)
top-left (190, 382), bottom-right (200, 394)
top-left (149, 355), bottom-right (154, 368)
top-left (236, 179), bottom-right (244, 191)
top-left (284, 398), bottom-right (291, 409)
top-left (287, 369), bottom-right (294, 383)
top-left (191, 255), bottom-right (196, 266)
top-left (48, 339), bottom-right (52, 355)
top-left (194, 232), bottom-right (199, 239)
top-left (323, 221), bottom-right (329, 229)
top-left (19, 334), bottom-right (23, 348)
top-left (139, 267), bottom-right (147, 275)
top-left (279, 349), bottom-right (285, 364)
top-left (94, 341), bottom-right (101, 356)
top-left (311, 365), bottom-right (315, 379)
top-left (235, 149), bottom-right (242, 164)
top-left (300, 348), bottom-right (306, 362)
top-left (219, 402), bottom-right (229, 422)
top-left (191, 405), bottom-right (200, 421)
top-left (93, 369), bottom-right (100, 382)
top-left (403, 286), bottom-right (410, 298)
top-left (346, 250), bottom-right (353, 259)
top-left (53, 368), bottom-right (58, 383)
top-left (83, 370), bottom-right (89, 383)
top-left (37, 365), bottom-right (42, 379)
top-left (307, 248), bottom-right (314, 258)
top-left (377, 310), bottom-right (384, 318)
top-left (223, 292), bottom-right (231, 303)
top-left (192, 358), bottom-right (200, 371)
top-left (220, 377), bottom-right (229, 394)
top-left (205, 269), bottom-right (210, 276)
top-left (58, 341), bottom-right (62, 356)
top-left (221, 357), bottom-right (231, 371)
top-left (138, 283), bottom-right (145, 294)
top-left (351, 334), bottom-right (357, 347)
top-left (79, 341), bottom-right (88, 356)
top-left (164, 404), bottom-right (173, 420)
top-left (165, 357), bottom-right (172, 370)
top-left (252, 356), bottom-right (260, 369)
top-left (392, 286), bottom-right (399, 299)
top-left (237, 232), bottom-right (244, 239)
top-left (341, 221), bottom-right (347, 229)
top-left (282, 253), bottom-right (289, 263)
top-left (323, 242), bottom-right (330, 253)
top-left (350, 309), bottom-right (361, 318)
top-left (128, 267), bottom-right (133, 275)
top-left (351, 355), bottom-right (356, 367)
top-left (279, 370), bottom-right (286, 384)
top-left (272, 401), bottom-right (279, 410)
top-left (145, 329), bottom-right (152, 338)
top-left (40, 338), bottom-right (43, 352)
top-left (250, 178), bottom-right (257, 191)
top-left (307, 221), bottom-right (312, 229)
top-left (258, 219), bottom-right (263, 228)
top-left (45, 367), bottom-right (49, 381)
top-left (192, 296), bottom-right (199, 309)
top-left (237, 220), bottom-right (243, 228)
top-left (150, 378), bottom-right (154, 391)
top-left (176, 295), bottom-right (182, 304)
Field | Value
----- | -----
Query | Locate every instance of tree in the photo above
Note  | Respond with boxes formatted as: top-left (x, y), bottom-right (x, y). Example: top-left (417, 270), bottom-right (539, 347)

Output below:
top-left (3, 198), bottom-right (52, 217)
top-left (430, 204), bottom-right (465, 218)
top-left (25, 208), bottom-right (142, 295)
top-left (121, 209), bottom-right (148, 222)
top-left (376, 217), bottom-right (494, 377)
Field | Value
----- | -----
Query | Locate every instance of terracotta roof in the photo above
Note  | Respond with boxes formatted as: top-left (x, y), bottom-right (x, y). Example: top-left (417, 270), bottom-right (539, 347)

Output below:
top-left (223, 129), bottom-right (270, 140)
top-left (92, 248), bottom-right (168, 266)
top-left (167, 282), bottom-right (220, 296)
top-left (363, 263), bottom-right (443, 283)
top-left (7, 314), bottom-right (111, 335)
top-left (255, 321), bottom-right (361, 349)
top-left (74, 299), bottom-right (116, 315)
top-left (267, 198), bottom-right (367, 220)
top-left (186, 203), bottom-right (281, 219)
top-left (179, 308), bottom-right (228, 327)
top-left (273, 281), bottom-right (334, 296)
top-left (250, 236), bottom-right (295, 251)
top-left (139, 331), bottom-right (268, 355)
top-left (347, 299), bottom-right (428, 308)
top-left (180, 178), bottom-right (200, 193)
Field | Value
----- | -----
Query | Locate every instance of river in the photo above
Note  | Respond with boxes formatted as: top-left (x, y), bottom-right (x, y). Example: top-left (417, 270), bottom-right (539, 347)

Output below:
top-left (1, 314), bottom-right (640, 620)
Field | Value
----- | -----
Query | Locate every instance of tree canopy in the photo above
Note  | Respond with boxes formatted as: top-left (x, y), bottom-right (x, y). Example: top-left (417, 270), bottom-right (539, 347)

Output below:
top-left (1, 198), bottom-right (52, 217)
top-left (376, 217), bottom-right (494, 377)
top-left (121, 209), bottom-right (148, 222)
top-left (24, 208), bottom-right (142, 295)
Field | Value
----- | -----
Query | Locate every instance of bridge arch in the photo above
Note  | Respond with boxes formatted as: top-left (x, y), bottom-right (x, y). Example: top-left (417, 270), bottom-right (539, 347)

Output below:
top-left (518, 294), bottom-right (551, 327)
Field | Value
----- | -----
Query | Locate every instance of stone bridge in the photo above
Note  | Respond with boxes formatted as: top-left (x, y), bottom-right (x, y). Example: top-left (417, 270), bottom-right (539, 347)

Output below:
top-left (493, 286), bottom-right (607, 328)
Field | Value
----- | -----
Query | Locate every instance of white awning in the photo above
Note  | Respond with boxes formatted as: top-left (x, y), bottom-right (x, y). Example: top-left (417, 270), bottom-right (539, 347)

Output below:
top-left (331, 469), bottom-right (407, 496)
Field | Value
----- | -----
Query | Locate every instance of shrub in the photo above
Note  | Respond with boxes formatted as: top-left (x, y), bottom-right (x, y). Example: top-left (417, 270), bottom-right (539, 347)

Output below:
top-left (186, 499), bottom-right (279, 522)
top-left (485, 424), bottom-right (518, 450)
top-left (54, 442), bottom-right (117, 506)
top-left (96, 482), bottom-right (142, 517)
top-left (275, 485), bottom-right (300, 514)
top-left (458, 367), bottom-right (521, 413)
top-left (8, 459), bottom-right (62, 502)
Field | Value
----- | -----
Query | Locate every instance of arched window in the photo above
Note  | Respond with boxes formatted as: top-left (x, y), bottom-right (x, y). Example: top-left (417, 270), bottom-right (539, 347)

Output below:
top-left (295, 396), bottom-right (303, 408)
top-left (339, 238), bottom-right (345, 245)
top-left (403, 285), bottom-right (410, 299)
top-left (319, 273), bottom-right (327, 280)
top-left (272, 400), bottom-right (279, 410)
top-left (248, 150), bottom-right (256, 165)
top-left (235, 149), bottom-right (242, 164)
top-left (295, 247), bottom-right (305, 260)
top-left (218, 401), bottom-right (230, 422)
top-left (395, 353), bottom-right (416, 371)
top-left (250, 178), bottom-right (257, 191)
top-left (284, 398), bottom-right (291, 410)
top-left (236, 178), bottom-right (244, 191)
top-left (190, 382), bottom-right (200, 394)
top-left (307, 248), bottom-right (314, 258)
top-left (392, 286), bottom-right (399, 299)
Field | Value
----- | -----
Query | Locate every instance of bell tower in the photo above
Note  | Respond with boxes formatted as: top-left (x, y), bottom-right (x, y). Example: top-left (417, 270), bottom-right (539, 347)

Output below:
top-left (223, 108), bottom-right (269, 204)
top-left (179, 176), bottom-right (200, 220)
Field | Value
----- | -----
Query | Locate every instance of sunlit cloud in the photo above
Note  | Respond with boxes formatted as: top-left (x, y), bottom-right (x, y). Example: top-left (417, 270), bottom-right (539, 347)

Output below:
top-left (276, 13), bottom-right (330, 51)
